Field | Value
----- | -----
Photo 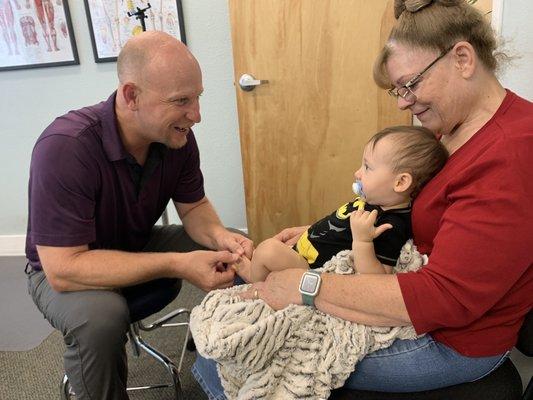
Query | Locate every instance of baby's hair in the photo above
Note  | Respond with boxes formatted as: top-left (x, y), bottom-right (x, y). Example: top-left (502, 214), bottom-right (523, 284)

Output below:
top-left (368, 125), bottom-right (448, 198)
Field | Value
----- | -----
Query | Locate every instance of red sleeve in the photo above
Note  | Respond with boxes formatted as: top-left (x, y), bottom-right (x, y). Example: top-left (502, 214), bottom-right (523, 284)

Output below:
top-left (398, 132), bottom-right (533, 334)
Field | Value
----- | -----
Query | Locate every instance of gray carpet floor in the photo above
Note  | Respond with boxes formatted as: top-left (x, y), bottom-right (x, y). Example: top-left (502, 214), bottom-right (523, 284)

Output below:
top-left (0, 256), bottom-right (208, 400)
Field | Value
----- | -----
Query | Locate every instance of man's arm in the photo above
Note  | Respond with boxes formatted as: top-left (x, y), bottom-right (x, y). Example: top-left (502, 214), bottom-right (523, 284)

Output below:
top-left (38, 244), bottom-right (238, 293)
top-left (175, 197), bottom-right (253, 258)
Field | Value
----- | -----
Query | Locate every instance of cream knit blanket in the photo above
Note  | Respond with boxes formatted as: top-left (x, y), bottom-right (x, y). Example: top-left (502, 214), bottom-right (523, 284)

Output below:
top-left (190, 241), bottom-right (425, 400)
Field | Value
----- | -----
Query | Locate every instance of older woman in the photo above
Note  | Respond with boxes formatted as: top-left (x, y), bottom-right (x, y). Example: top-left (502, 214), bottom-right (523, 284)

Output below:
top-left (193, 0), bottom-right (533, 396)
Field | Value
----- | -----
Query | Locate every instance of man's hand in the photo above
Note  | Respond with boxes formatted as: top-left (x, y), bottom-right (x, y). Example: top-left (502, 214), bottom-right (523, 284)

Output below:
top-left (213, 230), bottom-right (254, 259)
top-left (350, 209), bottom-right (392, 243)
top-left (240, 268), bottom-right (304, 310)
top-left (272, 225), bottom-right (310, 247)
top-left (180, 250), bottom-right (239, 292)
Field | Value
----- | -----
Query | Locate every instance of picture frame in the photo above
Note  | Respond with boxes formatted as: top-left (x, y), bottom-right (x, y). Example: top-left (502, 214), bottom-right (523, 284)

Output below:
top-left (83, 0), bottom-right (187, 63)
top-left (0, 0), bottom-right (79, 72)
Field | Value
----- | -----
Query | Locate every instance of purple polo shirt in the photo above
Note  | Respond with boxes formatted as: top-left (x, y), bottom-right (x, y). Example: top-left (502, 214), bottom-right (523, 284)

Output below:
top-left (26, 92), bottom-right (205, 270)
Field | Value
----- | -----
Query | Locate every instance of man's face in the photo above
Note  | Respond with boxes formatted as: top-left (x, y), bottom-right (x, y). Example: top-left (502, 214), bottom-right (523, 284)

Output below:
top-left (135, 61), bottom-right (203, 150)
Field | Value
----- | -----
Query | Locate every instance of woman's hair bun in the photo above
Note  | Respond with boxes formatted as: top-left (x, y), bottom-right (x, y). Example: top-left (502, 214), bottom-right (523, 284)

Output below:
top-left (394, 0), bottom-right (465, 19)
top-left (394, 0), bottom-right (435, 19)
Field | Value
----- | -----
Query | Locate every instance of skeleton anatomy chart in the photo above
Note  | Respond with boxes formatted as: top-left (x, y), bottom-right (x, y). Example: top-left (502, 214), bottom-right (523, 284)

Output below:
top-left (85, 0), bottom-right (185, 62)
top-left (0, 0), bottom-right (77, 70)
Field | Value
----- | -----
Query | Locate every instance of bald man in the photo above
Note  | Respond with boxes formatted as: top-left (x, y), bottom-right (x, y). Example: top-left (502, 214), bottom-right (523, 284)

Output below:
top-left (25, 32), bottom-right (252, 400)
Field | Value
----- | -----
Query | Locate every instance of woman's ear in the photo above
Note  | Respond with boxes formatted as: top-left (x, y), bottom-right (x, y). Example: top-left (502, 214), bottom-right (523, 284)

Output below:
top-left (394, 172), bottom-right (413, 194)
top-left (120, 83), bottom-right (140, 111)
top-left (452, 41), bottom-right (476, 79)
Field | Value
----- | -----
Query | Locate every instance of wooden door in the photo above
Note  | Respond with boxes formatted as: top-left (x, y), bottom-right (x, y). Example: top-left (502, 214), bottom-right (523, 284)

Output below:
top-left (228, 0), bottom-right (490, 243)
top-left (228, 0), bottom-right (409, 242)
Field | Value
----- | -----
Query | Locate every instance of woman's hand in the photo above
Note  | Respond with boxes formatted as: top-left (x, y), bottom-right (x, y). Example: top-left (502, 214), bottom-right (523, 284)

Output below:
top-left (240, 268), bottom-right (305, 310)
top-left (272, 225), bottom-right (310, 247)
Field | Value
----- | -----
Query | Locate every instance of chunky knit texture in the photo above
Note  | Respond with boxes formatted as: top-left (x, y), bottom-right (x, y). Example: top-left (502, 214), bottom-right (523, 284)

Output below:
top-left (190, 241), bottom-right (425, 400)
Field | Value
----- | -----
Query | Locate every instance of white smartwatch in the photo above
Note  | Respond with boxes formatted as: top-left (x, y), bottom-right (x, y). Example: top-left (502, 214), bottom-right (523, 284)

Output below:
top-left (298, 270), bottom-right (322, 307)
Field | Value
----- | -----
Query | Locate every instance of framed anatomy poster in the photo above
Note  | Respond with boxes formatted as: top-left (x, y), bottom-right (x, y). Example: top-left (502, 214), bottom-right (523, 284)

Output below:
top-left (0, 0), bottom-right (79, 72)
top-left (84, 0), bottom-right (186, 63)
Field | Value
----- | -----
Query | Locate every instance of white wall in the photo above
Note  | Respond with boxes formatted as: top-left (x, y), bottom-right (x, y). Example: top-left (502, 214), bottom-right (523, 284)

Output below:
top-left (498, 0), bottom-right (533, 100)
top-left (0, 0), bottom-right (246, 240)
top-left (0, 0), bottom-right (532, 250)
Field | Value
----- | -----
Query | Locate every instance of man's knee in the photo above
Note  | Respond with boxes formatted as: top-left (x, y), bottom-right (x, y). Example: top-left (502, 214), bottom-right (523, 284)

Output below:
top-left (61, 290), bottom-right (130, 350)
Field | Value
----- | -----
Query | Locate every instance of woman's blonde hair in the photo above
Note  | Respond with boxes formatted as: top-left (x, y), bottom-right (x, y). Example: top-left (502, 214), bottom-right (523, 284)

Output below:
top-left (374, 0), bottom-right (504, 88)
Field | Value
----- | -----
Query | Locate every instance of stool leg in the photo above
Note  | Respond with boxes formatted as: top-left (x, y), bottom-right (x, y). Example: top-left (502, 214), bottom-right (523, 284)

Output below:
top-left (60, 374), bottom-right (74, 399)
top-left (168, 363), bottom-right (182, 400)
top-left (130, 324), bottom-right (184, 400)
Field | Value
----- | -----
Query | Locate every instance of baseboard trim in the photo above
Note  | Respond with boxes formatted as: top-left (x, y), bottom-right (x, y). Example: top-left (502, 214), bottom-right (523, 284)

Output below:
top-left (0, 235), bottom-right (26, 257)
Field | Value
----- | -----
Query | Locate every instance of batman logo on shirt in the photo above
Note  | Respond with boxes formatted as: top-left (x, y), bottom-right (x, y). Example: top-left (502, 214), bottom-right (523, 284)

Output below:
top-left (335, 197), bottom-right (366, 220)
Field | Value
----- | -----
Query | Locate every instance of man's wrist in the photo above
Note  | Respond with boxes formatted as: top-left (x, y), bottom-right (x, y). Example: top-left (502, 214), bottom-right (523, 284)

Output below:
top-left (167, 252), bottom-right (188, 276)
top-left (210, 226), bottom-right (229, 250)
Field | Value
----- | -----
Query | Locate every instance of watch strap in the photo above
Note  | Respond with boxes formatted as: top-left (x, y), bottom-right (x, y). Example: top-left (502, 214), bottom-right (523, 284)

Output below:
top-left (300, 270), bottom-right (322, 307)
top-left (301, 291), bottom-right (315, 306)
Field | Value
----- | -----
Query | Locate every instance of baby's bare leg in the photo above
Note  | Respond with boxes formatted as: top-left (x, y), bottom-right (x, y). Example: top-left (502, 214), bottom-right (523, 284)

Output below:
top-left (250, 238), bottom-right (309, 282)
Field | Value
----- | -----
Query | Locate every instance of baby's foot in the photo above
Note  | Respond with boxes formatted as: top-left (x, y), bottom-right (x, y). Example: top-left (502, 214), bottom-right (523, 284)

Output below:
top-left (231, 256), bottom-right (252, 283)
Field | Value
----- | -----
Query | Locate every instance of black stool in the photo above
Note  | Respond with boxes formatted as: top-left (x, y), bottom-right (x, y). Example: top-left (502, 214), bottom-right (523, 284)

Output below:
top-left (330, 310), bottom-right (533, 400)
top-left (60, 278), bottom-right (190, 400)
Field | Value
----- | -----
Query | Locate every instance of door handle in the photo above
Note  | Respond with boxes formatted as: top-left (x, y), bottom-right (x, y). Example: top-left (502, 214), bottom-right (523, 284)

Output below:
top-left (238, 74), bottom-right (269, 91)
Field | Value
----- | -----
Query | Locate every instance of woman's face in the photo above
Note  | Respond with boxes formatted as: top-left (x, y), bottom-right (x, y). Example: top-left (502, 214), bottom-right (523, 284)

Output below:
top-left (385, 42), bottom-right (462, 135)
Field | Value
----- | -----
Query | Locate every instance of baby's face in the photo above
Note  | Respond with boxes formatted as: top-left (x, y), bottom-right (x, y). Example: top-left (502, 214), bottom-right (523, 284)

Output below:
top-left (353, 137), bottom-right (402, 207)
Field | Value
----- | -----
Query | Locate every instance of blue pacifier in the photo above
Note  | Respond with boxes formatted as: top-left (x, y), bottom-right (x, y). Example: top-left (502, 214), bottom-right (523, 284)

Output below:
top-left (352, 180), bottom-right (365, 198)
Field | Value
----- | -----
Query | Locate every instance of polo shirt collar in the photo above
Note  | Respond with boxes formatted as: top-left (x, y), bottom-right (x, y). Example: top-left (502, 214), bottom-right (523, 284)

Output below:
top-left (100, 91), bottom-right (129, 162)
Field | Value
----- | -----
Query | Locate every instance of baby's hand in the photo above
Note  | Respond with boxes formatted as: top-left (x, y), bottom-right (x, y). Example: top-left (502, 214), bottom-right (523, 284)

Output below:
top-left (350, 209), bottom-right (392, 242)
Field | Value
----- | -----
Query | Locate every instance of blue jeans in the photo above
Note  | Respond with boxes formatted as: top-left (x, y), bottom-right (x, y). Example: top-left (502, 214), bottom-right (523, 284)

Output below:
top-left (192, 335), bottom-right (509, 399)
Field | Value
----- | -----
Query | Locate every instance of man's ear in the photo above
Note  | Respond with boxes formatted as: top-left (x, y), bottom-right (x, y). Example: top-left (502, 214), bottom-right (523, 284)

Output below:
top-left (452, 41), bottom-right (476, 79)
top-left (394, 172), bottom-right (413, 194)
top-left (121, 82), bottom-right (140, 111)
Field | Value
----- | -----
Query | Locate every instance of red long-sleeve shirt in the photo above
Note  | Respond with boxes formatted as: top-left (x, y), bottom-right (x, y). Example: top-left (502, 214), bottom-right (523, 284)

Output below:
top-left (398, 90), bottom-right (533, 357)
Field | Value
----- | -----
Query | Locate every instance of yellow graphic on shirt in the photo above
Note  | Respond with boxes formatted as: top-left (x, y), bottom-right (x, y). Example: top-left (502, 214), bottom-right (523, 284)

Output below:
top-left (296, 198), bottom-right (366, 265)
top-left (335, 198), bottom-right (366, 219)
top-left (295, 230), bottom-right (319, 265)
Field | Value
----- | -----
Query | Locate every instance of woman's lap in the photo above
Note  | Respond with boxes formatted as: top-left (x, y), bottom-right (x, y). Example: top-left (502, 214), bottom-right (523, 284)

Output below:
top-left (343, 335), bottom-right (509, 391)
top-left (192, 335), bottom-right (509, 399)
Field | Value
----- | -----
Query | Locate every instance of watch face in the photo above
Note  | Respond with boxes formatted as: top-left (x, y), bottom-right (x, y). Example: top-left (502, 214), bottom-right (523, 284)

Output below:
top-left (299, 273), bottom-right (319, 294)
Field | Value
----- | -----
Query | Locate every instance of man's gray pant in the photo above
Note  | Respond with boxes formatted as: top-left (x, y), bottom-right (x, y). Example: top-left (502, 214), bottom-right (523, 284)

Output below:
top-left (27, 225), bottom-right (206, 400)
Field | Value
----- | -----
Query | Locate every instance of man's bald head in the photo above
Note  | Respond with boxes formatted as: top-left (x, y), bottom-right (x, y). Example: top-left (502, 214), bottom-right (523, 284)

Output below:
top-left (117, 31), bottom-right (199, 88)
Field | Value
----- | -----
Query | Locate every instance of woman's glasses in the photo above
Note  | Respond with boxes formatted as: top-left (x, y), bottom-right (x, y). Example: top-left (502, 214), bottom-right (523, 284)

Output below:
top-left (388, 45), bottom-right (455, 103)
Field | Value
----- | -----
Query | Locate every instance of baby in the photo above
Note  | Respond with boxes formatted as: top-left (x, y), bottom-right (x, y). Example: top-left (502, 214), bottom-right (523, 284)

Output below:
top-left (233, 125), bottom-right (448, 282)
